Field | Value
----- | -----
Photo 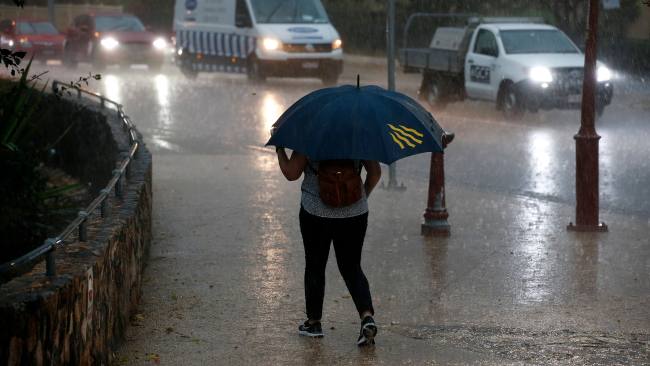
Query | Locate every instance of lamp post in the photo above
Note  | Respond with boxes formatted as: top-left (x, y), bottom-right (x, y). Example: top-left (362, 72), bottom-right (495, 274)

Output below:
top-left (568, 0), bottom-right (607, 232)
top-left (384, 0), bottom-right (405, 190)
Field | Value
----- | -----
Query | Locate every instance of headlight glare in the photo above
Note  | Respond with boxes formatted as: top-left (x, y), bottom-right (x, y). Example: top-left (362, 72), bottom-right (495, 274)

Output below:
top-left (262, 38), bottom-right (281, 51)
top-left (597, 66), bottom-right (611, 82)
top-left (100, 37), bottom-right (119, 50)
top-left (153, 38), bottom-right (167, 50)
top-left (332, 39), bottom-right (342, 50)
top-left (529, 67), bottom-right (553, 83)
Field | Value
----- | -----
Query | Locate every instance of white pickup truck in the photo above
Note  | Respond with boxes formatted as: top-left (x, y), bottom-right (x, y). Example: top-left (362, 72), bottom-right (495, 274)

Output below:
top-left (399, 17), bottom-right (614, 119)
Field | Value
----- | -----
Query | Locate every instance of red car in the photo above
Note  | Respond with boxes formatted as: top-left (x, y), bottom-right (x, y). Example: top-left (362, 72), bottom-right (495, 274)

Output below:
top-left (63, 13), bottom-right (167, 71)
top-left (0, 19), bottom-right (65, 63)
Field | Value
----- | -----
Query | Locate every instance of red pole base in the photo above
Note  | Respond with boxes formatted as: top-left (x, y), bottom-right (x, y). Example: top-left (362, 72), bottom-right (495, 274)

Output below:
top-left (567, 222), bottom-right (608, 232)
top-left (421, 220), bottom-right (451, 237)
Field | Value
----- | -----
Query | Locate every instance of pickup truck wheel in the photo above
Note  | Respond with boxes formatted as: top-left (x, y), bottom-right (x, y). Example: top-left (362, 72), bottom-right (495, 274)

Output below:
top-left (502, 85), bottom-right (524, 120)
top-left (426, 78), bottom-right (447, 109)
top-left (596, 100), bottom-right (605, 118)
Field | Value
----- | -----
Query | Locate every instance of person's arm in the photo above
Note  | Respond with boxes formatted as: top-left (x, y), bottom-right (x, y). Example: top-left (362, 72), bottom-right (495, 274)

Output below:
top-left (276, 147), bottom-right (307, 181)
top-left (361, 160), bottom-right (381, 198)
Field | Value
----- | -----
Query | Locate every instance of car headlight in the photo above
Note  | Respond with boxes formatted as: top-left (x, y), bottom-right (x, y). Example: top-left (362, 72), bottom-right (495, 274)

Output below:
top-left (262, 38), bottom-right (281, 51)
top-left (332, 39), bottom-right (342, 50)
top-left (100, 37), bottom-right (119, 50)
top-left (1, 36), bottom-right (14, 47)
top-left (153, 38), bottom-right (167, 50)
top-left (529, 67), bottom-right (553, 83)
top-left (597, 66), bottom-right (611, 82)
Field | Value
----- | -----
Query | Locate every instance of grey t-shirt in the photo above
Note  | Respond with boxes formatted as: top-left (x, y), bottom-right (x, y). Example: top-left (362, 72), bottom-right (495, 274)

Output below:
top-left (300, 160), bottom-right (369, 218)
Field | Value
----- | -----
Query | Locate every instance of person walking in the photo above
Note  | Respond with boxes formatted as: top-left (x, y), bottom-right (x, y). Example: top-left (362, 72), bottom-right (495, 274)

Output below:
top-left (274, 143), bottom-right (382, 346)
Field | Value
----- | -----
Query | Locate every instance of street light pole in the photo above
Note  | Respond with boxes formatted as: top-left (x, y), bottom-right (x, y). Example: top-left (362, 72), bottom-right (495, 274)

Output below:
top-left (385, 0), bottom-right (404, 190)
top-left (568, 0), bottom-right (607, 232)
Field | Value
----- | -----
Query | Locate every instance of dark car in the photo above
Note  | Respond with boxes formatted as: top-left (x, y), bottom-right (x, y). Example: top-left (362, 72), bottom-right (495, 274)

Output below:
top-left (63, 13), bottom-right (168, 71)
top-left (0, 19), bottom-right (65, 63)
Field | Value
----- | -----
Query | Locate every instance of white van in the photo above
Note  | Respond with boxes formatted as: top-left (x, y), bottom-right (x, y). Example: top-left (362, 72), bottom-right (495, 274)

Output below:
top-left (173, 0), bottom-right (343, 83)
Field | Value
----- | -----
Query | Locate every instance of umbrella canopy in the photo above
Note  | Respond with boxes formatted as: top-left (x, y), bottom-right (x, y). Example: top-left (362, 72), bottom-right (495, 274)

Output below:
top-left (266, 84), bottom-right (445, 164)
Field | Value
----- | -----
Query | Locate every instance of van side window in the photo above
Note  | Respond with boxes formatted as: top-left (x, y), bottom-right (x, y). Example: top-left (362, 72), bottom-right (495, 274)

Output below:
top-left (235, 0), bottom-right (252, 28)
top-left (474, 29), bottom-right (498, 57)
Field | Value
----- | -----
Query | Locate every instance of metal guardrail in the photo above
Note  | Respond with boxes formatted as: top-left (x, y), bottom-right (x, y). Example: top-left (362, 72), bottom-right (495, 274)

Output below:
top-left (0, 80), bottom-right (141, 283)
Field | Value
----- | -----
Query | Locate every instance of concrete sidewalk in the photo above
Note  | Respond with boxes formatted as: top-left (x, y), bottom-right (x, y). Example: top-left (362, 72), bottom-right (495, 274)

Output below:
top-left (115, 151), bottom-right (649, 365)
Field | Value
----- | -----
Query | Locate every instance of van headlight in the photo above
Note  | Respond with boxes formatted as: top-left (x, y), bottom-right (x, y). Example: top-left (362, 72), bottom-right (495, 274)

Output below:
top-left (262, 38), bottom-right (281, 51)
top-left (153, 38), bottom-right (167, 50)
top-left (332, 39), bottom-right (342, 50)
top-left (100, 37), bottom-right (119, 50)
top-left (529, 67), bottom-right (553, 83)
top-left (597, 66), bottom-right (611, 82)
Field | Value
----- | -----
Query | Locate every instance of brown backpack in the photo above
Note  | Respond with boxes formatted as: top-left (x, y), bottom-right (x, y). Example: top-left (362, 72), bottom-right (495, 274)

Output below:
top-left (313, 160), bottom-right (363, 208)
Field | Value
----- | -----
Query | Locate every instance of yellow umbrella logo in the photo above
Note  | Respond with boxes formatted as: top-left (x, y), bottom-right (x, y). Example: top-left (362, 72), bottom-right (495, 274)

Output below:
top-left (388, 124), bottom-right (424, 149)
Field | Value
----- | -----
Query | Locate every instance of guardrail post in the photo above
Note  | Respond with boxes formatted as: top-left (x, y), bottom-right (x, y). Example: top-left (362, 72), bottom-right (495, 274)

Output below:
top-left (117, 106), bottom-right (123, 120)
top-left (100, 96), bottom-right (105, 108)
top-left (422, 132), bottom-right (455, 237)
top-left (100, 189), bottom-right (111, 218)
top-left (77, 88), bottom-right (82, 99)
top-left (45, 238), bottom-right (57, 277)
top-left (114, 169), bottom-right (124, 199)
top-left (78, 211), bottom-right (89, 242)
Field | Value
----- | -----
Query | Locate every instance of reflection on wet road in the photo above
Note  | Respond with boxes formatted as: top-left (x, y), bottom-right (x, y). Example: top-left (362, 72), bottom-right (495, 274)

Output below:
top-left (39, 64), bottom-right (650, 217)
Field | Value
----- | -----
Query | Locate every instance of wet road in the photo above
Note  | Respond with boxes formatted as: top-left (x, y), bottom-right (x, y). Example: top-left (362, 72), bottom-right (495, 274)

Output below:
top-left (33, 60), bottom-right (650, 364)
top-left (39, 59), bottom-right (650, 218)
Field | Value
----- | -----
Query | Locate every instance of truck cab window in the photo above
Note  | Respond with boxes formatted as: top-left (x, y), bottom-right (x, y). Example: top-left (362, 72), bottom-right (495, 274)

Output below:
top-left (235, 0), bottom-right (253, 28)
top-left (474, 29), bottom-right (498, 57)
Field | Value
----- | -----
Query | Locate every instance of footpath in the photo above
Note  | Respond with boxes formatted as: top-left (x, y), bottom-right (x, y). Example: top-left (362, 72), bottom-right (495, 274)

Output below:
top-left (114, 149), bottom-right (649, 365)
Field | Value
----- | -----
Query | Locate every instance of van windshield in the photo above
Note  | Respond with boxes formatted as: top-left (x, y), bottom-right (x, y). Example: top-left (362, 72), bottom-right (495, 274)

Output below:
top-left (500, 30), bottom-right (579, 54)
top-left (250, 0), bottom-right (329, 24)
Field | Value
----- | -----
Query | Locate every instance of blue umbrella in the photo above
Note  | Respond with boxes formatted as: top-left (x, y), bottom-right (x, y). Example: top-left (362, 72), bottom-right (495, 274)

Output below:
top-left (266, 81), bottom-right (445, 164)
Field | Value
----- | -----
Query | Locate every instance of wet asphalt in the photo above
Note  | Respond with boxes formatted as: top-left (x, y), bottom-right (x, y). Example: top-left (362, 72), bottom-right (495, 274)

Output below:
top-left (31, 58), bottom-right (650, 365)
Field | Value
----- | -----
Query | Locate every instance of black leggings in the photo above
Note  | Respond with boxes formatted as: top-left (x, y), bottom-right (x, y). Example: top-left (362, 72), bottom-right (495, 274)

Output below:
top-left (299, 207), bottom-right (374, 321)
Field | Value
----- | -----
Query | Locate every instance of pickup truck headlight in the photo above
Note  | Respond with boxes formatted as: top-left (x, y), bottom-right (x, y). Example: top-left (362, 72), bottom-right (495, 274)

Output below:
top-left (529, 67), bottom-right (553, 83)
top-left (597, 66), bottom-right (611, 82)
top-left (262, 38), bottom-right (281, 51)
top-left (100, 37), bottom-right (119, 50)
top-left (332, 39), bottom-right (342, 50)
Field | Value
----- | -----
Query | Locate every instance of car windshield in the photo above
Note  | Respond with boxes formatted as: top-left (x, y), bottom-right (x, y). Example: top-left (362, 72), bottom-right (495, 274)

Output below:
top-left (500, 29), bottom-right (579, 54)
top-left (95, 15), bottom-right (146, 32)
top-left (250, 0), bottom-right (329, 24)
top-left (31, 22), bottom-right (58, 35)
top-left (17, 22), bottom-right (35, 34)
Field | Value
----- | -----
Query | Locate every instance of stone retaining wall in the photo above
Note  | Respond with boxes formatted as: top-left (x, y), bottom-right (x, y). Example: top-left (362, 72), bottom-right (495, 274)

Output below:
top-left (0, 100), bottom-right (152, 366)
